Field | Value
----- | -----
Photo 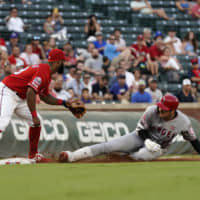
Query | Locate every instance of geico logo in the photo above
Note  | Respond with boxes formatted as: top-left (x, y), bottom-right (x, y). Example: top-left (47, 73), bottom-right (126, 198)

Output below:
top-left (10, 119), bottom-right (69, 141)
top-left (76, 121), bottom-right (129, 143)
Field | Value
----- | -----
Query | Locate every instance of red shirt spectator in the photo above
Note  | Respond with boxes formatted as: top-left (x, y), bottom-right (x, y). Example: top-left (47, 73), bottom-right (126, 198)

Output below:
top-left (149, 44), bottom-right (164, 61)
top-left (131, 35), bottom-right (149, 62)
top-left (190, 1), bottom-right (200, 18)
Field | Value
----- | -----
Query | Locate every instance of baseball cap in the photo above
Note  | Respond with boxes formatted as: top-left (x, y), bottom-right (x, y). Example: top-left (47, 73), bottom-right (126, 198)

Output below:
top-left (191, 58), bottom-right (198, 64)
top-left (153, 31), bottom-right (163, 39)
top-left (138, 79), bottom-right (146, 86)
top-left (48, 49), bottom-right (65, 62)
top-left (10, 32), bottom-right (19, 39)
top-left (137, 34), bottom-right (144, 41)
top-left (182, 79), bottom-right (191, 86)
top-left (95, 31), bottom-right (103, 36)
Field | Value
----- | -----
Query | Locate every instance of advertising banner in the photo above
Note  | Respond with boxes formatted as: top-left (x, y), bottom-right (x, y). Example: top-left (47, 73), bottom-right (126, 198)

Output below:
top-left (0, 111), bottom-right (199, 158)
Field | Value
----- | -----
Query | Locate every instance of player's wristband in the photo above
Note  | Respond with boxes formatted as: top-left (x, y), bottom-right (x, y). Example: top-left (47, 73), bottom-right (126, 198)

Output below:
top-left (57, 99), bottom-right (68, 108)
top-left (31, 111), bottom-right (37, 118)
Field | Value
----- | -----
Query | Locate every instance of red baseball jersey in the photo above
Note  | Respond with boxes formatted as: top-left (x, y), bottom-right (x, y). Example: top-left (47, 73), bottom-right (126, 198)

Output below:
top-left (2, 63), bottom-right (51, 99)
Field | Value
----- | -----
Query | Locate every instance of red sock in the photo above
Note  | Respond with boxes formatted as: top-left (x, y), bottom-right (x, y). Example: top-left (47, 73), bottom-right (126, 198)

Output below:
top-left (28, 127), bottom-right (41, 158)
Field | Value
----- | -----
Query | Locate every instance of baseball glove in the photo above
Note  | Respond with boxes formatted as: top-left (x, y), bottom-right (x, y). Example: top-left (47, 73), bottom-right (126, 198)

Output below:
top-left (65, 98), bottom-right (86, 119)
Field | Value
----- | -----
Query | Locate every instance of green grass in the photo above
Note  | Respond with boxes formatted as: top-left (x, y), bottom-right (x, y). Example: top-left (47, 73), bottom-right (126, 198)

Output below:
top-left (0, 162), bottom-right (200, 200)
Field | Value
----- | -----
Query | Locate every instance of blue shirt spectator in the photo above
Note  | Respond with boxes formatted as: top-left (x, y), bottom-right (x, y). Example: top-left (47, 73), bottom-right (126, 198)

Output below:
top-left (104, 35), bottom-right (121, 61)
top-left (93, 32), bottom-right (106, 55)
top-left (110, 74), bottom-right (128, 101)
top-left (130, 79), bottom-right (152, 103)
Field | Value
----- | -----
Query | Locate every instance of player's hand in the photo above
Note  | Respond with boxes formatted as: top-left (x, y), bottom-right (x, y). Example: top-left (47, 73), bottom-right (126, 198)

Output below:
top-left (33, 116), bottom-right (41, 127)
top-left (145, 139), bottom-right (162, 153)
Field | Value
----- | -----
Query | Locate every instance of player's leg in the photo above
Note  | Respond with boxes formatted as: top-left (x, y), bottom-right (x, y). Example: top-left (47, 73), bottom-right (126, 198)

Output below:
top-left (0, 83), bottom-right (18, 133)
top-left (130, 146), bottom-right (163, 161)
top-left (60, 131), bottom-right (144, 162)
top-left (15, 100), bottom-right (41, 158)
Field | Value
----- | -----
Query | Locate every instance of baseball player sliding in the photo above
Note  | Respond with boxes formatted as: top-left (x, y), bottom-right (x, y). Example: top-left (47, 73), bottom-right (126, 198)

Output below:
top-left (0, 49), bottom-right (85, 163)
top-left (59, 94), bottom-right (200, 162)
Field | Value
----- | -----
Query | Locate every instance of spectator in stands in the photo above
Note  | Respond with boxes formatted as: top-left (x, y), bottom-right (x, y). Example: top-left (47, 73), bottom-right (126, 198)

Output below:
top-left (189, 0), bottom-right (200, 18)
top-left (182, 31), bottom-right (198, 56)
top-left (8, 46), bottom-right (27, 69)
top-left (189, 58), bottom-right (200, 86)
top-left (176, 0), bottom-right (192, 12)
top-left (5, 7), bottom-right (26, 33)
top-left (160, 47), bottom-right (182, 82)
top-left (48, 37), bottom-right (57, 49)
top-left (176, 79), bottom-right (195, 102)
top-left (53, 75), bottom-right (71, 101)
top-left (93, 32), bottom-right (106, 55)
top-left (43, 15), bottom-right (54, 35)
top-left (81, 88), bottom-right (92, 104)
top-left (130, 68), bottom-right (142, 93)
top-left (148, 31), bottom-right (164, 75)
top-left (143, 28), bottom-right (153, 47)
top-left (109, 66), bottom-right (124, 89)
top-left (130, 79), bottom-right (152, 103)
top-left (20, 44), bottom-right (41, 65)
top-left (114, 29), bottom-right (126, 48)
top-left (65, 69), bottom-right (84, 97)
top-left (51, 8), bottom-right (67, 41)
top-left (84, 15), bottom-right (101, 40)
top-left (110, 74), bottom-right (129, 102)
top-left (164, 29), bottom-right (183, 55)
top-left (130, 0), bottom-right (171, 20)
top-left (0, 0), bottom-right (4, 4)
top-left (84, 48), bottom-right (103, 74)
top-left (31, 36), bottom-right (46, 60)
top-left (131, 34), bottom-right (151, 75)
top-left (6, 32), bottom-right (23, 55)
top-left (63, 42), bottom-right (76, 66)
top-left (145, 77), bottom-right (162, 103)
top-left (0, 60), bottom-right (12, 81)
top-left (77, 43), bottom-right (95, 60)
top-left (64, 65), bottom-right (76, 86)
top-left (118, 60), bottom-right (135, 88)
top-left (104, 35), bottom-right (125, 61)
top-left (92, 75), bottom-right (112, 101)
top-left (82, 73), bottom-right (92, 94)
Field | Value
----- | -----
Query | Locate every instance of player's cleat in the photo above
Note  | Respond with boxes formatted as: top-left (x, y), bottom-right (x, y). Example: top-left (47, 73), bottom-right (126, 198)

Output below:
top-left (31, 153), bottom-right (53, 163)
top-left (59, 151), bottom-right (73, 162)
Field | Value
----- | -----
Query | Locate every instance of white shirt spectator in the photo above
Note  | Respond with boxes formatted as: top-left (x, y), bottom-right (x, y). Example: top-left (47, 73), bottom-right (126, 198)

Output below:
top-left (20, 52), bottom-right (40, 65)
top-left (53, 89), bottom-right (71, 101)
top-left (85, 54), bottom-right (103, 71)
top-left (7, 17), bottom-right (24, 33)
top-left (161, 57), bottom-right (181, 70)
top-left (125, 71), bottom-right (135, 88)
top-left (145, 87), bottom-right (163, 103)
top-left (66, 79), bottom-right (84, 96)
top-left (164, 36), bottom-right (182, 55)
top-left (115, 38), bottom-right (126, 48)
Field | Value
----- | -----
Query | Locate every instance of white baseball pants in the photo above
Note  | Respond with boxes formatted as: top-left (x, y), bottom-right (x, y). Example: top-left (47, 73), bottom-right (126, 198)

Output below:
top-left (0, 82), bottom-right (34, 132)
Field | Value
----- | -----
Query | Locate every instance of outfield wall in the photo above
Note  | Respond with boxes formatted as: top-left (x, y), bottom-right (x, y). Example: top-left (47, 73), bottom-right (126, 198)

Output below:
top-left (0, 103), bottom-right (200, 158)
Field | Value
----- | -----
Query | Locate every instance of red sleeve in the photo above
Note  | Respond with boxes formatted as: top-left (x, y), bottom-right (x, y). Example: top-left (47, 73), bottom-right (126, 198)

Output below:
top-left (27, 70), bottom-right (48, 94)
top-left (149, 46), bottom-right (157, 60)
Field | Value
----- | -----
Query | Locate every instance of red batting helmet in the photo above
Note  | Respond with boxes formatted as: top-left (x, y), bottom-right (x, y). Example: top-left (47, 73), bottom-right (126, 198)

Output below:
top-left (157, 94), bottom-right (179, 111)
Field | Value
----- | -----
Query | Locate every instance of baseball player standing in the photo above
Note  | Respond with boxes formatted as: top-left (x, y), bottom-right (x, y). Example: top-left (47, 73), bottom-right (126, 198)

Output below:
top-left (0, 48), bottom-right (85, 163)
top-left (59, 94), bottom-right (200, 162)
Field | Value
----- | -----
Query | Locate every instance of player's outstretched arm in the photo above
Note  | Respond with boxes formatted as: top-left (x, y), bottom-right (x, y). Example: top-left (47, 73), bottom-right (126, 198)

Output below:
top-left (40, 94), bottom-right (61, 105)
top-left (40, 95), bottom-right (86, 118)
top-left (190, 139), bottom-right (200, 154)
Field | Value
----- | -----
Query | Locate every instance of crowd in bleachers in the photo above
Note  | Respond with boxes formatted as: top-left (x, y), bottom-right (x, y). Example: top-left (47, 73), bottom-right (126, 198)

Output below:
top-left (0, 0), bottom-right (200, 104)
